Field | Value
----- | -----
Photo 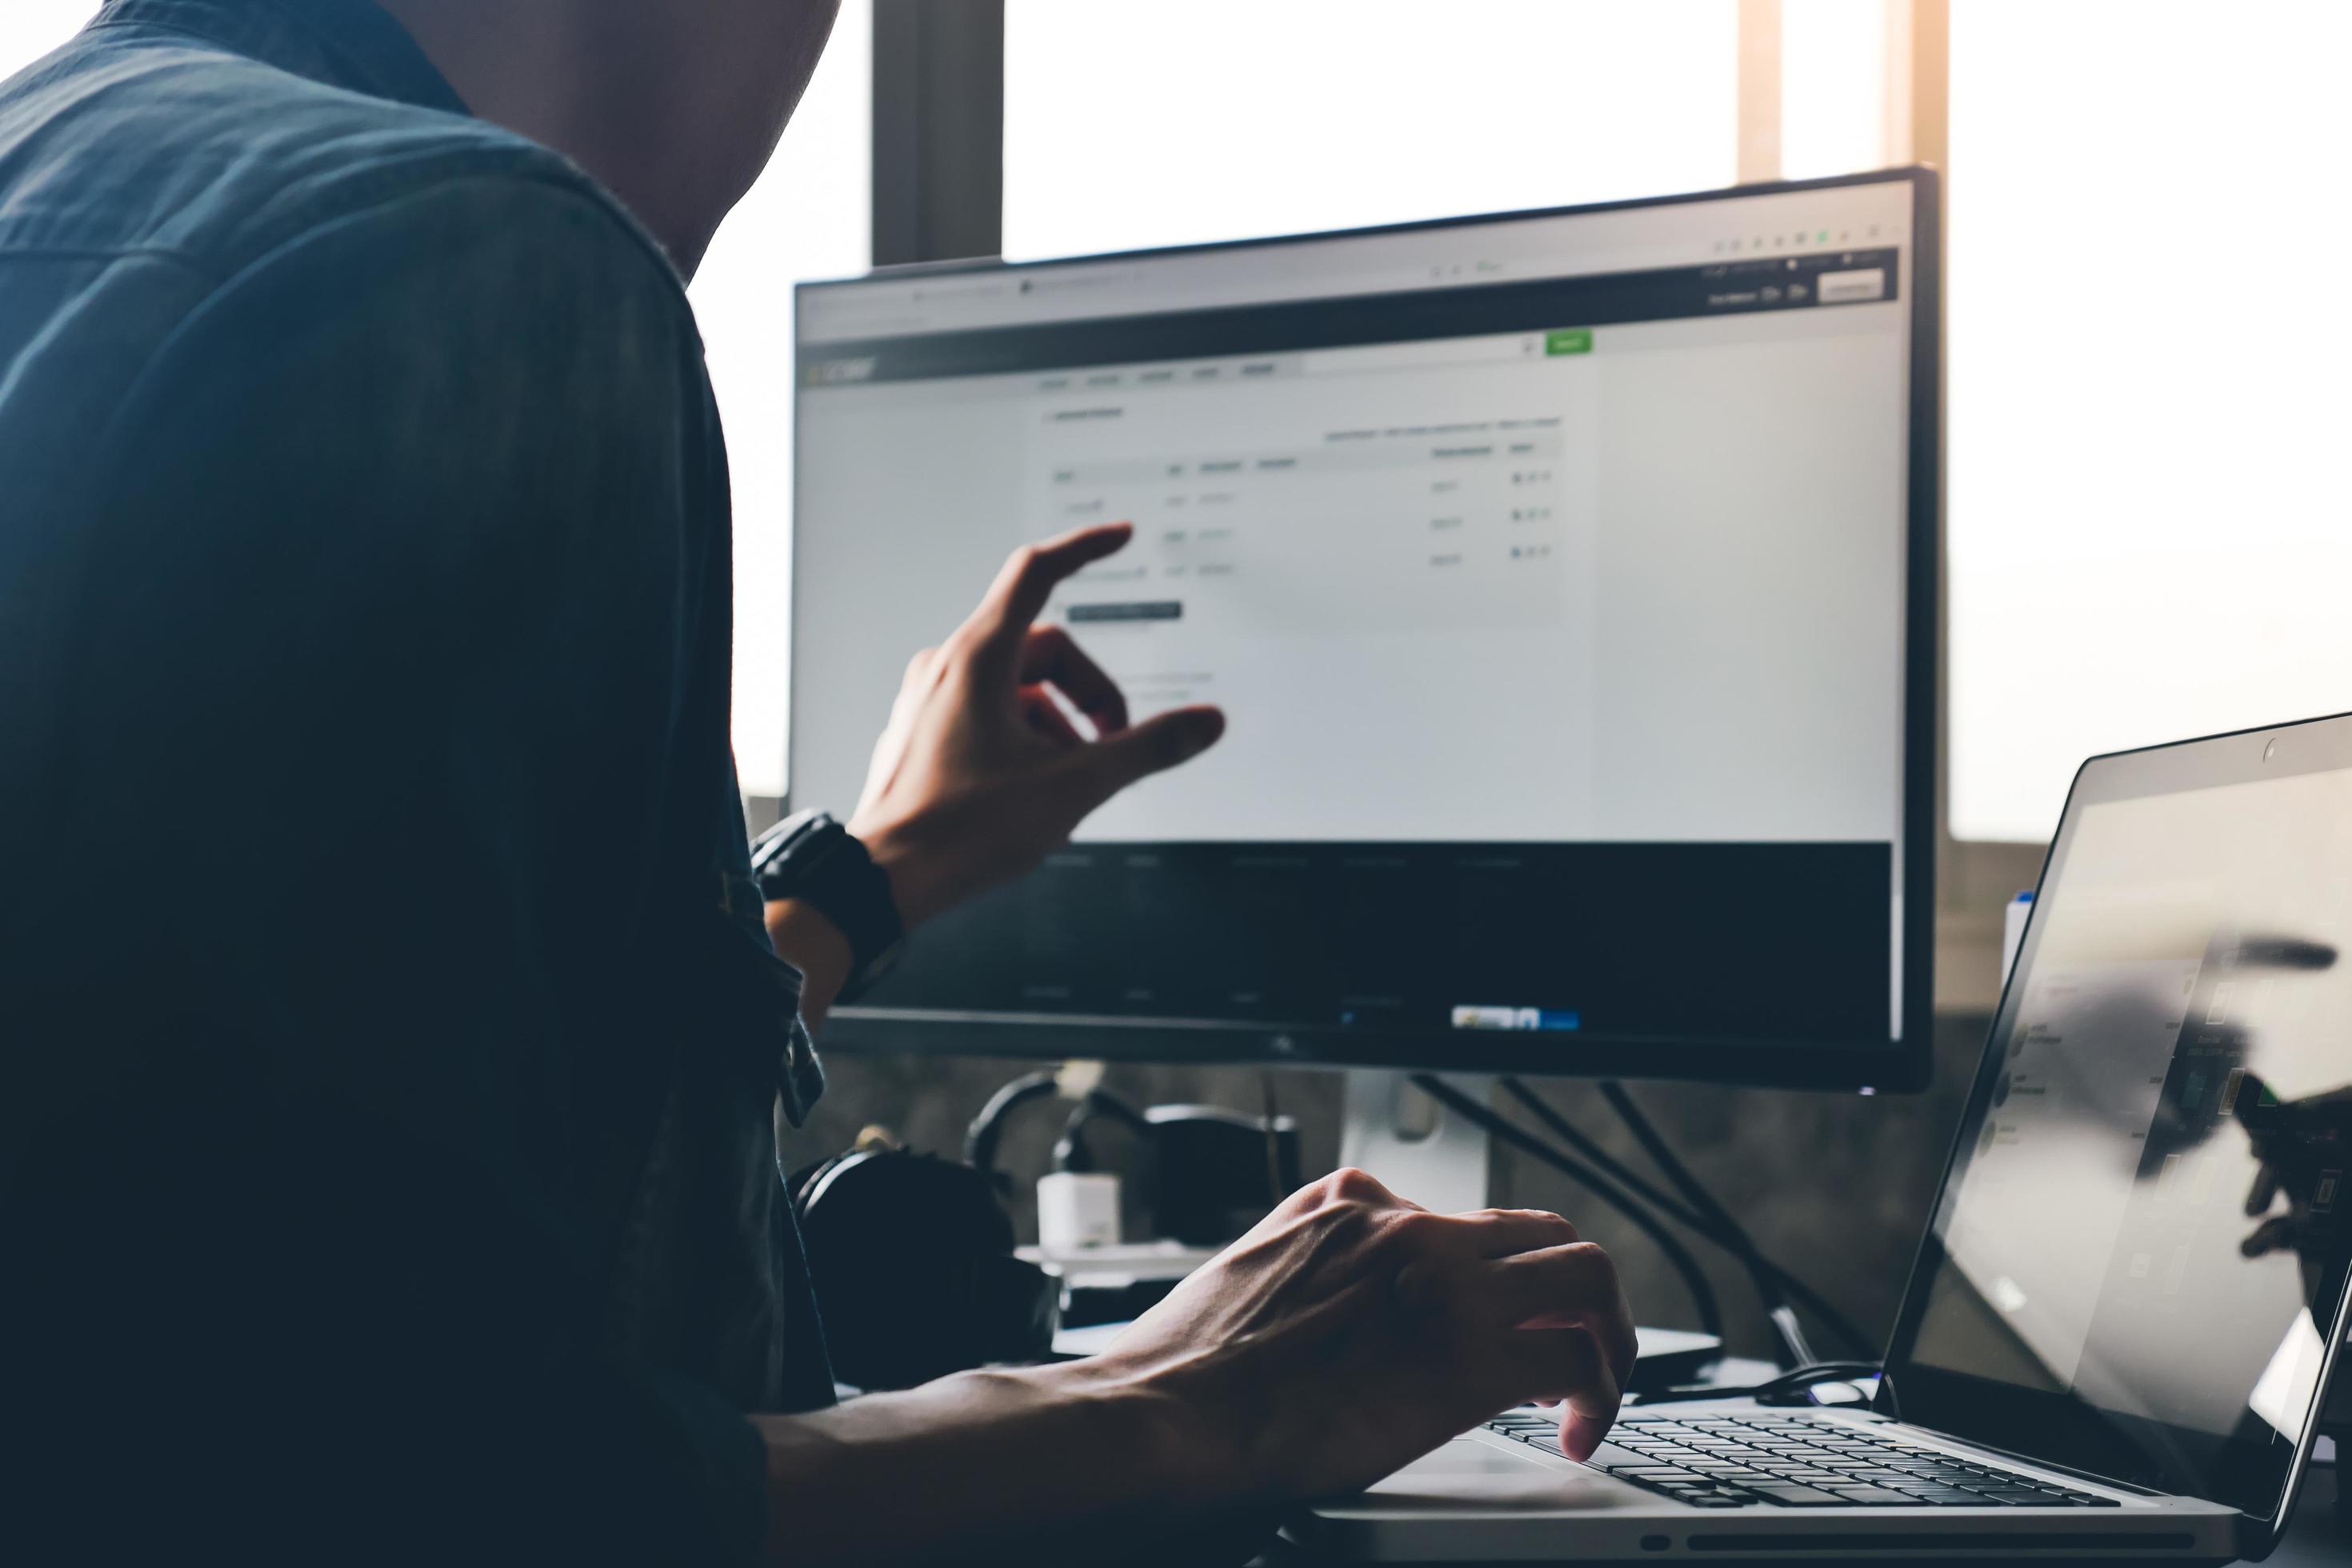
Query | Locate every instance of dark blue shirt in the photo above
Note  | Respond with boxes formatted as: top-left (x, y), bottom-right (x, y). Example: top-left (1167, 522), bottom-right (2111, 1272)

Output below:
top-left (0, 2), bottom-right (830, 1559)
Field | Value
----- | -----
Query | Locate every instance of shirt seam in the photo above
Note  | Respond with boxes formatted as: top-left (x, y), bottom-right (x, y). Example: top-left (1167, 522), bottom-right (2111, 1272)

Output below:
top-left (82, 163), bottom-right (702, 508)
top-left (0, 154), bottom-right (694, 319)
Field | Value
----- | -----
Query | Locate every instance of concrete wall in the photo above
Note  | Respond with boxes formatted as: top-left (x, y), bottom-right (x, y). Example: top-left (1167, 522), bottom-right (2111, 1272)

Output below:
top-left (777, 1013), bottom-right (1997, 1362)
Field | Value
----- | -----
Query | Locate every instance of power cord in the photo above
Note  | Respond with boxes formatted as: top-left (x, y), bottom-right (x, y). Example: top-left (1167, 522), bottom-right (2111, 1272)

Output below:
top-left (1634, 1360), bottom-right (1886, 1409)
top-left (1497, 1076), bottom-right (1873, 1362)
top-left (1259, 1071), bottom-right (1286, 1207)
top-left (1597, 1081), bottom-right (1822, 1367)
top-left (1407, 1075), bottom-right (1725, 1341)
top-left (1413, 1075), bottom-right (1874, 1361)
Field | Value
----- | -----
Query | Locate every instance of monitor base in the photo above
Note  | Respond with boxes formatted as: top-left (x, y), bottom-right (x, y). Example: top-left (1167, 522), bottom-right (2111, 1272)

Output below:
top-left (1338, 1069), bottom-right (1496, 1214)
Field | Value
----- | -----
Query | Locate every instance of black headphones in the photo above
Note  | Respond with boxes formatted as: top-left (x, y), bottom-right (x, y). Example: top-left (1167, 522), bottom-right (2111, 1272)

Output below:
top-left (791, 1072), bottom-right (1303, 1389)
top-left (790, 1129), bottom-right (1061, 1391)
top-left (788, 1066), bottom-right (1099, 1391)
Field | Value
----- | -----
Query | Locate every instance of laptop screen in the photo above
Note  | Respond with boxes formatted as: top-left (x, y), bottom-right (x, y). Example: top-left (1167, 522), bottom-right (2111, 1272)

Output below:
top-left (1889, 719), bottom-right (2352, 1522)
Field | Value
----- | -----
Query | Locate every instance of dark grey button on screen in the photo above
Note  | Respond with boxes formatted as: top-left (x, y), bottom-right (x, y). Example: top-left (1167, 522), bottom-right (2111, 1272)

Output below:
top-left (1068, 601), bottom-right (1183, 623)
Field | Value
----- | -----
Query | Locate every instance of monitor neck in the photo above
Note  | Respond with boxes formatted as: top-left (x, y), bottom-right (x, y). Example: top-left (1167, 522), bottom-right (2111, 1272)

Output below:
top-left (1338, 1070), bottom-right (1495, 1213)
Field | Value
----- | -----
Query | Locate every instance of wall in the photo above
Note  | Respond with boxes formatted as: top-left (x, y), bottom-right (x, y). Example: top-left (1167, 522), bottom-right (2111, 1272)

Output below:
top-left (778, 1011), bottom-right (1995, 1362)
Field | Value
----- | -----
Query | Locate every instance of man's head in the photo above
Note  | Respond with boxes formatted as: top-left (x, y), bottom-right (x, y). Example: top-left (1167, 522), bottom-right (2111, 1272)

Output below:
top-left (378, 0), bottom-right (842, 275)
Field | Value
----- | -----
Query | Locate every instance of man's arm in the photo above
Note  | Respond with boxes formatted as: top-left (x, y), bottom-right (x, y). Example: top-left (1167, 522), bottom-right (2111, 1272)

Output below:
top-left (743, 417), bottom-right (1635, 1564)
top-left (747, 1167), bottom-right (1635, 1565)
top-left (81, 170), bottom-right (1636, 1563)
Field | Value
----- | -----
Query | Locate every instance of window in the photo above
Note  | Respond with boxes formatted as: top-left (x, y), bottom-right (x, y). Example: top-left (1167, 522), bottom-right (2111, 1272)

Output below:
top-left (694, 1), bottom-right (871, 796)
top-left (1945, 2), bottom-right (2352, 842)
top-left (1779, 0), bottom-right (1897, 182)
top-left (1002, 0), bottom-right (1739, 260)
top-left (0, 3), bottom-right (93, 81)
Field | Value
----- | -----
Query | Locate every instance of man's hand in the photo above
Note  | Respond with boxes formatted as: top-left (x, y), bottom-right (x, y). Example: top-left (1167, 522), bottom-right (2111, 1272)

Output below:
top-left (2235, 1075), bottom-right (2352, 1304)
top-left (846, 522), bottom-right (1226, 929)
top-left (754, 1168), bottom-right (1633, 1563)
top-left (1097, 1167), bottom-right (1638, 1502)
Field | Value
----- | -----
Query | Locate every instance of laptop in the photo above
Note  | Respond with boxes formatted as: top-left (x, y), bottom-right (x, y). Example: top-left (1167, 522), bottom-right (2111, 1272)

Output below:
top-left (1294, 713), bottom-right (2352, 1562)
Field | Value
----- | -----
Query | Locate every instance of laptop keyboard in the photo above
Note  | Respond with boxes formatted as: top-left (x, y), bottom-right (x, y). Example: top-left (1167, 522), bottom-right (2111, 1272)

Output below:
top-left (1482, 1411), bottom-right (2123, 1510)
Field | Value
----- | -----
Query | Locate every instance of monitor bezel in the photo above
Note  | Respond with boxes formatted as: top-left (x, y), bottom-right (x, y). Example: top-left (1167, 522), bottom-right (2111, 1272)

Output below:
top-left (790, 166), bottom-right (1941, 1094)
top-left (1879, 709), bottom-right (2352, 1535)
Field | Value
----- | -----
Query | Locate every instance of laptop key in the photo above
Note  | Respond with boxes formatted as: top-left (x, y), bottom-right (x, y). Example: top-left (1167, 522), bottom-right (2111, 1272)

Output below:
top-left (1580, 1445), bottom-right (1654, 1470)
top-left (1827, 1486), bottom-right (1918, 1506)
top-left (1746, 1484), bottom-right (1848, 1506)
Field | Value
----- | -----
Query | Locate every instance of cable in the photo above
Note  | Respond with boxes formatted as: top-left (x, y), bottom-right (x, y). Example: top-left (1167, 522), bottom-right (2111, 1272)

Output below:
top-left (1050, 1088), bottom-right (1150, 1173)
top-left (1497, 1075), bottom-right (1872, 1360)
top-left (1633, 1360), bottom-right (1884, 1408)
top-left (1599, 1080), bottom-right (1859, 1367)
top-left (1258, 1070), bottom-right (1285, 1206)
top-left (1409, 1075), bottom-right (1725, 1341)
top-left (1429, 1075), bottom-right (1873, 1360)
top-left (964, 1070), bottom-right (1062, 1183)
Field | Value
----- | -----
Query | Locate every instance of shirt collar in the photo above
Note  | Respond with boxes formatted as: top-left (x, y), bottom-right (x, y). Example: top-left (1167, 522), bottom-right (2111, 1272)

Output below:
top-left (92, 0), bottom-right (470, 118)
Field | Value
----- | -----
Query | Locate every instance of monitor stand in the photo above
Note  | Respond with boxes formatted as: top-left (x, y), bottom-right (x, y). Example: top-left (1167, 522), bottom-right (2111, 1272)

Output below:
top-left (1337, 1068), bottom-right (1723, 1389)
top-left (1338, 1069), bottom-right (1496, 1213)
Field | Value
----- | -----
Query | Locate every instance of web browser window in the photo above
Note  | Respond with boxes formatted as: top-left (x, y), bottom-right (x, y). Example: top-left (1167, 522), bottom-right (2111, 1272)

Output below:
top-left (794, 179), bottom-right (1920, 1058)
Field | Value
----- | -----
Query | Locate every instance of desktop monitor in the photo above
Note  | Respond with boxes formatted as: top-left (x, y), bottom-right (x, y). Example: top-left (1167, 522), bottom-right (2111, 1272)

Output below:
top-left (789, 169), bottom-right (1938, 1092)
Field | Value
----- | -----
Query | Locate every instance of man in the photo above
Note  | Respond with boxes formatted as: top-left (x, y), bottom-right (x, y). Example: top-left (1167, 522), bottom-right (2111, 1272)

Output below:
top-left (0, 2), bottom-right (1636, 1562)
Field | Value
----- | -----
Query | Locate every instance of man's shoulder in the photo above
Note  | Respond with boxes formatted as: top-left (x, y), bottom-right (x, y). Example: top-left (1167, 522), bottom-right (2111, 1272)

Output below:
top-left (0, 23), bottom-right (674, 299)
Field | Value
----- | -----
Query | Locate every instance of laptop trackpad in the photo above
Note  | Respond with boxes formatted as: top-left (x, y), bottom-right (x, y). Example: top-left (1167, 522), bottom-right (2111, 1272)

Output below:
top-left (1363, 1438), bottom-right (1624, 1510)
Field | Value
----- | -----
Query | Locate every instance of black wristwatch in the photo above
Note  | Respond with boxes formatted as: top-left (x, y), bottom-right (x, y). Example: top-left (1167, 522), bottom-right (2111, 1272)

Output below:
top-left (750, 810), bottom-right (906, 1003)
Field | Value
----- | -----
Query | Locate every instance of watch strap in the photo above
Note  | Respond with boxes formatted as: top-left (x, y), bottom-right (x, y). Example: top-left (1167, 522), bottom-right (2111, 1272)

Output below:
top-left (750, 810), bottom-right (906, 1002)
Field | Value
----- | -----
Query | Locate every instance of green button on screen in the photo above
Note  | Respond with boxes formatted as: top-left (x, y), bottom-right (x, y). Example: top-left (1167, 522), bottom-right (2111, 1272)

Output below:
top-left (1545, 328), bottom-right (1593, 356)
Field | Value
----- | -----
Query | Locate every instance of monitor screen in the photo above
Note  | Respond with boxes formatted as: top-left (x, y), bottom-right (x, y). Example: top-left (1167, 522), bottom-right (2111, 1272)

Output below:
top-left (790, 170), bottom-right (1935, 1088)
top-left (1890, 719), bottom-right (2352, 1522)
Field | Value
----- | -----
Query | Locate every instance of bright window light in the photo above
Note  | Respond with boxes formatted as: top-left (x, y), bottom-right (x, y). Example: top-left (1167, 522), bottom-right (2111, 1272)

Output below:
top-left (1780, 0), bottom-right (1889, 179)
top-left (0, 3), bottom-right (94, 80)
top-left (1947, 2), bottom-right (2352, 843)
top-left (695, 5), bottom-right (873, 797)
top-left (1004, 0), bottom-right (1739, 260)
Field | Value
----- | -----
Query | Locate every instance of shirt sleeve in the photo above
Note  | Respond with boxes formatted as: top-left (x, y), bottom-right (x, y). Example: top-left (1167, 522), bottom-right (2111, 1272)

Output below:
top-left (48, 170), bottom-right (770, 1563)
